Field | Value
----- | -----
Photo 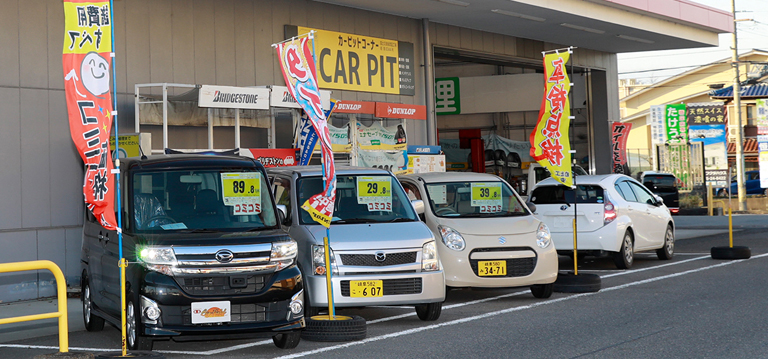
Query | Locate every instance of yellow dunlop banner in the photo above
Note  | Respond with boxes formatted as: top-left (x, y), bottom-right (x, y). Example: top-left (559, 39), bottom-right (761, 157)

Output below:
top-left (530, 50), bottom-right (572, 188)
top-left (295, 26), bottom-right (415, 95)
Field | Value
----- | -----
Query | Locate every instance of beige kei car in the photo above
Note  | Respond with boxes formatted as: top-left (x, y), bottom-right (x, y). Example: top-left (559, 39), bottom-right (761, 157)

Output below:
top-left (398, 172), bottom-right (558, 298)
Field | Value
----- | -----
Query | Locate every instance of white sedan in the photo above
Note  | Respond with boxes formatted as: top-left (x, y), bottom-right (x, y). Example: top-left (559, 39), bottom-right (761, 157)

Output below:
top-left (529, 174), bottom-right (674, 269)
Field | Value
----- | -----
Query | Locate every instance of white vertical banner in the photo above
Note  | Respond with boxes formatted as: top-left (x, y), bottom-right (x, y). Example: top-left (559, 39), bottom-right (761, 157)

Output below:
top-left (649, 105), bottom-right (666, 145)
top-left (759, 135), bottom-right (768, 189)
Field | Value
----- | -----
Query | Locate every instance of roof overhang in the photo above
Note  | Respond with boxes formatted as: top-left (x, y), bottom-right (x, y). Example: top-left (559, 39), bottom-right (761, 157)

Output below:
top-left (315, 0), bottom-right (731, 53)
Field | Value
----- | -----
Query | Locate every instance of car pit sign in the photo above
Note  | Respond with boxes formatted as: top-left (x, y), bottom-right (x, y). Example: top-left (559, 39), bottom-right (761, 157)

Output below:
top-left (357, 176), bottom-right (392, 211)
top-left (221, 172), bottom-right (261, 215)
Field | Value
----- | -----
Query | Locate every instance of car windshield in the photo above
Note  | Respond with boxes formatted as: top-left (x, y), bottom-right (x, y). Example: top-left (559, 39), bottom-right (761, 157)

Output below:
top-left (297, 174), bottom-right (418, 225)
top-left (131, 168), bottom-right (277, 233)
top-left (424, 181), bottom-right (529, 218)
top-left (643, 175), bottom-right (676, 188)
top-left (530, 185), bottom-right (605, 204)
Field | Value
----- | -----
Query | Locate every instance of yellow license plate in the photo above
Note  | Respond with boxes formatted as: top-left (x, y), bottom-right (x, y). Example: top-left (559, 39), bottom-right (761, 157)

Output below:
top-left (478, 260), bottom-right (507, 276)
top-left (349, 280), bottom-right (383, 297)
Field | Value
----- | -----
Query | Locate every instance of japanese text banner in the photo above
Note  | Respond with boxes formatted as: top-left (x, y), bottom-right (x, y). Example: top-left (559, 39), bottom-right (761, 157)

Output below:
top-left (611, 122), bottom-right (632, 174)
top-left (530, 51), bottom-right (572, 187)
top-left (276, 36), bottom-right (336, 227)
top-left (63, 0), bottom-right (117, 230)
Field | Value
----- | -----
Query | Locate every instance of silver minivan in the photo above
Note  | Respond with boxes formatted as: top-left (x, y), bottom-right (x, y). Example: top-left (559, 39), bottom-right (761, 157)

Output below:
top-left (268, 166), bottom-right (445, 321)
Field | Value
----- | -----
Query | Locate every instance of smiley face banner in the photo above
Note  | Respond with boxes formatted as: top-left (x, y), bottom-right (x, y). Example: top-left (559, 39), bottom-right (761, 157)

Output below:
top-left (62, 0), bottom-right (117, 230)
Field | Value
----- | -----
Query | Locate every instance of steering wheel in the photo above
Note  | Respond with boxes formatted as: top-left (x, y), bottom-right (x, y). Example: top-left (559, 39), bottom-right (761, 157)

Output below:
top-left (435, 207), bottom-right (457, 216)
top-left (143, 215), bottom-right (176, 229)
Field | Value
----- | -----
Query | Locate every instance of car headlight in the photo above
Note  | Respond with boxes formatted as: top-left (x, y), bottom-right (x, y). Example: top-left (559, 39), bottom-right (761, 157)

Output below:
top-left (421, 241), bottom-right (439, 272)
top-left (311, 245), bottom-right (337, 275)
top-left (271, 240), bottom-right (298, 271)
top-left (138, 246), bottom-right (177, 276)
top-left (438, 225), bottom-right (466, 251)
top-left (536, 222), bottom-right (551, 249)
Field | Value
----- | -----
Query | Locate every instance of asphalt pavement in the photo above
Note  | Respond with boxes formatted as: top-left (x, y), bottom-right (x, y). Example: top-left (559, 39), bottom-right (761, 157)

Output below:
top-left (1, 214), bottom-right (766, 358)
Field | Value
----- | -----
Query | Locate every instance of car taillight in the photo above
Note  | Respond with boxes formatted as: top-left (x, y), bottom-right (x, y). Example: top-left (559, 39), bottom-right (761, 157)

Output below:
top-left (604, 201), bottom-right (617, 225)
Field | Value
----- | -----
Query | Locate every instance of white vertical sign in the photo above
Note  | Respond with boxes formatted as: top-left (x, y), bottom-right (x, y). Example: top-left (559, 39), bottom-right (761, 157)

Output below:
top-left (649, 105), bottom-right (666, 145)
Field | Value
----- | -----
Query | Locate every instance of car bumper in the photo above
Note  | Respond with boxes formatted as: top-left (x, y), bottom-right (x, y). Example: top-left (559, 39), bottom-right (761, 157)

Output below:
top-left (550, 220), bottom-right (624, 252)
top-left (305, 270), bottom-right (445, 307)
top-left (440, 244), bottom-right (558, 288)
top-left (140, 265), bottom-right (304, 339)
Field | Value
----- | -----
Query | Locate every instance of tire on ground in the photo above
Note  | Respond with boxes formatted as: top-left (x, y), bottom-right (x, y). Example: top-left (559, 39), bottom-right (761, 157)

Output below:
top-left (553, 273), bottom-right (601, 293)
top-left (301, 315), bottom-right (367, 342)
top-left (530, 283), bottom-right (554, 298)
top-left (415, 302), bottom-right (442, 321)
top-left (711, 246), bottom-right (751, 260)
top-left (95, 351), bottom-right (165, 358)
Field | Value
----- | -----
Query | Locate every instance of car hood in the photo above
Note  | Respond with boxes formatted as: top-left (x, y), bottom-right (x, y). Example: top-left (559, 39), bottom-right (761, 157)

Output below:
top-left (433, 215), bottom-right (540, 236)
top-left (306, 221), bottom-right (435, 250)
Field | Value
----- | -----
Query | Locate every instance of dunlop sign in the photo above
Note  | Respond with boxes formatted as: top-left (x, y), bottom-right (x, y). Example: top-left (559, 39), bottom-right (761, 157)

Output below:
top-left (287, 26), bottom-right (415, 96)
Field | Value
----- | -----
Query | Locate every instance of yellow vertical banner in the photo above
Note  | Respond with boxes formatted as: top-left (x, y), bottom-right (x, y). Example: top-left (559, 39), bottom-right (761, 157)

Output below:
top-left (529, 50), bottom-right (572, 187)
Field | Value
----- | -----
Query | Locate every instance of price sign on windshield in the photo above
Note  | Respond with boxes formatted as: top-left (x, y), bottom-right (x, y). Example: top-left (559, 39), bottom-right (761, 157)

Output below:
top-left (471, 182), bottom-right (502, 211)
top-left (221, 173), bottom-right (261, 213)
top-left (357, 176), bottom-right (392, 211)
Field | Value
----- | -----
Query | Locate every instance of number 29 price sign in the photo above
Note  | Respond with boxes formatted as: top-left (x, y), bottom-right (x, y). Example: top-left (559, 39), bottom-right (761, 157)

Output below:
top-left (221, 172), bottom-right (261, 215)
top-left (357, 176), bottom-right (392, 211)
top-left (471, 182), bottom-right (502, 213)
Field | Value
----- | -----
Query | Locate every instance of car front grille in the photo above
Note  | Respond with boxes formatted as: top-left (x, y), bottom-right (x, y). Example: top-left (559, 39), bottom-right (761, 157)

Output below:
top-left (339, 252), bottom-right (418, 266)
top-left (174, 275), bottom-right (269, 296)
top-left (340, 278), bottom-right (422, 296)
top-left (469, 247), bottom-right (537, 277)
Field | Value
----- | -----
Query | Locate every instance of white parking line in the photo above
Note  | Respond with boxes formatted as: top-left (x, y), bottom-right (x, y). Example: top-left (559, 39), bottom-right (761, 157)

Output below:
top-left (0, 253), bottom-right (742, 356)
top-left (273, 253), bottom-right (768, 359)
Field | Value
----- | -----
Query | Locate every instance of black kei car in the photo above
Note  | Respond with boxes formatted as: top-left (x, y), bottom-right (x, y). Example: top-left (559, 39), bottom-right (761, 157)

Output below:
top-left (639, 171), bottom-right (680, 214)
top-left (80, 155), bottom-right (304, 350)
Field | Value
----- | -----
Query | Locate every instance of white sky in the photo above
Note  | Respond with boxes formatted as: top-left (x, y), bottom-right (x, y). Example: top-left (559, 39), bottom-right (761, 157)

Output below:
top-left (617, 0), bottom-right (768, 83)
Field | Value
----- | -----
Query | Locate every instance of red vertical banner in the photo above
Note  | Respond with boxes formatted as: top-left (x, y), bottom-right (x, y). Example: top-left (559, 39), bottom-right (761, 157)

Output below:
top-left (275, 35), bottom-right (336, 228)
top-left (62, 0), bottom-right (117, 230)
top-left (611, 122), bottom-right (633, 174)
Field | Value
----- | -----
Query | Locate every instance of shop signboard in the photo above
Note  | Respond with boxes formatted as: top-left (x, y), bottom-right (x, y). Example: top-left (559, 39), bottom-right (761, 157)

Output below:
top-left (435, 77), bottom-right (461, 115)
top-left (357, 149), bottom-right (410, 175)
top-left (611, 122), bottom-right (632, 174)
top-left (409, 155), bottom-right (446, 173)
top-left (334, 100), bottom-right (376, 114)
top-left (686, 102), bottom-right (726, 126)
top-left (240, 148), bottom-right (298, 167)
top-left (649, 105), bottom-right (666, 146)
top-left (760, 135), bottom-right (768, 189)
top-left (110, 134), bottom-right (141, 159)
top-left (198, 85), bottom-right (270, 110)
top-left (288, 26), bottom-right (415, 96)
top-left (689, 124), bottom-right (727, 187)
top-left (664, 104), bottom-right (688, 144)
top-left (374, 103), bottom-right (426, 120)
top-left (757, 99), bottom-right (768, 135)
top-left (357, 122), bottom-right (407, 150)
top-left (407, 145), bottom-right (441, 155)
top-left (269, 85), bottom-right (331, 110)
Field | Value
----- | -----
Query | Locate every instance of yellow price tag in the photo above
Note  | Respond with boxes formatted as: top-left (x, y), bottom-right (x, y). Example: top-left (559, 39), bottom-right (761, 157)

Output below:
top-left (357, 176), bottom-right (392, 201)
top-left (471, 182), bottom-right (501, 202)
top-left (221, 173), bottom-right (260, 206)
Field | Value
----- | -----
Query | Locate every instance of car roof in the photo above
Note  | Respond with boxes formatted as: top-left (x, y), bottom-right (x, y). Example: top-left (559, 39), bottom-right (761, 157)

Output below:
top-left (267, 165), bottom-right (393, 177)
top-left (398, 171), bottom-right (502, 183)
top-left (640, 171), bottom-right (676, 178)
top-left (123, 154), bottom-right (260, 171)
top-left (534, 174), bottom-right (633, 187)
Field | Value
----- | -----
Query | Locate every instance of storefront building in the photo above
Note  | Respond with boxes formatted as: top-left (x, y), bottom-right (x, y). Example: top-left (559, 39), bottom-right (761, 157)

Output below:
top-left (0, 0), bottom-right (730, 301)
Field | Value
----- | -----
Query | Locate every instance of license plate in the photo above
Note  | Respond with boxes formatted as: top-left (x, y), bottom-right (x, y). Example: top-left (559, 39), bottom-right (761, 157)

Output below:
top-left (478, 260), bottom-right (507, 276)
top-left (349, 280), bottom-right (383, 297)
top-left (191, 301), bottom-right (231, 324)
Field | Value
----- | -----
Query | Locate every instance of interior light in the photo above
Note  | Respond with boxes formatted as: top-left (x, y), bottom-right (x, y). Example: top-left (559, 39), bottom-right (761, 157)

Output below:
top-left (491, 9), bottom-right (545, 22)
top-left (560, 23), bottom-right (605, 34)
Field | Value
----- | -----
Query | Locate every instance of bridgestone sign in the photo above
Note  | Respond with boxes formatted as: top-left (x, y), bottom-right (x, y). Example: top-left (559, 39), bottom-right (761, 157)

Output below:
top-left (198, 85), bottom-right (270, 110)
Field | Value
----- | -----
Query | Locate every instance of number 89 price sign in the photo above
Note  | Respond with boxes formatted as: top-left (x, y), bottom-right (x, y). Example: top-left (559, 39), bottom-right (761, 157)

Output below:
top-left (221, 172), bottom-right (261, 215)
top-left (356, 176), bottom-right (392, 212)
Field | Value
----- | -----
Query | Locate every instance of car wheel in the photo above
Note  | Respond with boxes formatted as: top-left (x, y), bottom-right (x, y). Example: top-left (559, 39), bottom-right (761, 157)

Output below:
top-left (415, 302), bottom-right (442, 321)
top-left (612, 230), bottom-right (634, 269)
top-left (656, 224), bottom-right (675, 260)
top-left (126, 299), bottom-right (153, 351)
top-left (530, 283), bottom-right (554, 298)
top-left (302, 315), bottom-right (367, 342)
top-left (273, 331), bottom-right (302, 349)
top-left (82, 277), bottom-right (105, 332)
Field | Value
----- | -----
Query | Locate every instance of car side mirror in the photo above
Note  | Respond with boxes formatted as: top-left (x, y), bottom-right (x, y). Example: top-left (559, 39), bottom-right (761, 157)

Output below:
top-left (411, 199), bottom-right (425, 215)
top-left (526, 202), bottom-right (537, 213)
top-left (653, 195), bottom-right (664, 206)
top-left (276, 204), bottom-right (288, 223)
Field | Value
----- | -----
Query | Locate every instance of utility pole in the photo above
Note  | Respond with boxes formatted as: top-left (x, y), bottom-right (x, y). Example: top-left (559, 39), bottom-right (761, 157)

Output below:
top-left (731, 0), bottom-right (746, 211)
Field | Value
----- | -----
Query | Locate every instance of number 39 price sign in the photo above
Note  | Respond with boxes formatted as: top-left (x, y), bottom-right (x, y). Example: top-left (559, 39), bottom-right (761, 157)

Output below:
top-left (356, 176), bottom-right (392, 212)
top-left (221, 172), bottom-right (262, 215)
top-left (471, 182), bottom-right (502, 213)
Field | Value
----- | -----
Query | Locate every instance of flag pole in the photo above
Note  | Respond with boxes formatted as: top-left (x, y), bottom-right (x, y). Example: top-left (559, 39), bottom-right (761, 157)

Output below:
top-left (107, 0), bottom-right (128, 355)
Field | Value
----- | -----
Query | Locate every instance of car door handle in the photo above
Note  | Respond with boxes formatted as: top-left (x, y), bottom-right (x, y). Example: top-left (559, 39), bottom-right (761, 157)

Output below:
top-left (98, 232), bottom-right (104, 240)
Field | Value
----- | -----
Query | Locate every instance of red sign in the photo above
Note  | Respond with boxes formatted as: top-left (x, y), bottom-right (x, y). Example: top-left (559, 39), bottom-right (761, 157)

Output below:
top-left (240, 148), bottom-right (298, 167)
top-left (611, 122), bottom-right (633, 174)
top-left (334, 101), bottom-right (375, 114)
top-left (374, 103), bottom-right (426, 120)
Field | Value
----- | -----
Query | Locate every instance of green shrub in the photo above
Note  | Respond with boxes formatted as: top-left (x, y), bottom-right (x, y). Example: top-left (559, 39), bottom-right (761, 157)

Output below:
top-left (680, 193), bottom-right (703, 208)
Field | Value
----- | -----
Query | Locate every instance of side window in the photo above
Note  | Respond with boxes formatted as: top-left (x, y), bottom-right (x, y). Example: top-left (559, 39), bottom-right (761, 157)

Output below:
top-left (273, 177), bottom-right (292, 225)
top-left (401, 182), bottom-right (422, 200)
top-left (629, 181), bottom-right (656, 205)
top-left (616, 181), bottom-right (637, 202)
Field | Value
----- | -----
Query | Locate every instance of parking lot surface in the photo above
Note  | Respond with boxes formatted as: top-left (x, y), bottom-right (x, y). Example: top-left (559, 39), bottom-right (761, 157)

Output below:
top-left (1, 224), bottom-right (766, 358)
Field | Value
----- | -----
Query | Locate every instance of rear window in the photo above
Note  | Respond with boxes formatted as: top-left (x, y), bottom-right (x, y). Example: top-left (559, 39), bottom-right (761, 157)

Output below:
top-left (643, 175), bottom-right (676, 188)
top-left (530, 185), bottom-right (605, 204)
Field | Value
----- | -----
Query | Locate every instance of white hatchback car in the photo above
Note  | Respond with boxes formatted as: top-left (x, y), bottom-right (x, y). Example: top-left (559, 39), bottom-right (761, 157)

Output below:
top-left (398, 172), bottom-right (558, 298)
top-left (530, 174), bottom-right (675, 269)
